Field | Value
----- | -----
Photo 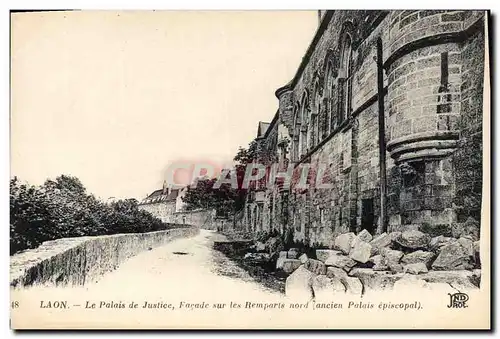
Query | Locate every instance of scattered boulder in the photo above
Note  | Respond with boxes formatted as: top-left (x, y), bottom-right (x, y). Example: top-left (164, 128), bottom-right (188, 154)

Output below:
top-left (316, 249), bottom-right (342, 263)
top-left (287, 248), bottom-right (300, 259)
top-left (326, 267), bottom-right (363, 295)
top-left (389, 264), bottom-right (404, 274)
top-left (452, 217), bottom-right (480, 240)
top-left (276, 251), bottom-right (288, 270)
top-left (285, 265), bottom-right (315, 299)
top-left (401, 250), bottom-right (435, 268)
top-left (312, 275), bottom-right (346, 300)
top-left (403, 263), bottom-right (429, 274)
top-left (395, 230), bottom-right (431, 250)
top-left (429, 235), bottom-right (455, 252)
top-left (423, 270), bottom-right (480, 290)
top-left (281, 259), bottom-right (302, 273)
top-left (370, 232), bottom-right (392, 255)
top-left (358, 229), bottom-right (373, 242)
top-left (348, 268), bottom-right (402, 291)
top-left (324, 254), bottom-right (357, 272)
top-left (342, 277), bottom-right (364, 295)
top-left (431, 241), bottom-right (474, 270)
top-left (369, 255), bottom-right (388, 271)
top-left (381, 248), bottom-right (404, 267)
top-left (326, 266), bottom-right (348, 280)
top-left (334, 232), bottom-right (356, 254)
top-left (458, 237), bottom-right (475, 257)
top-left (244, 252), bottom-right (271, 263)
top-left (350, 268), bottom-right (479, 292)
top-left (304, 258), bottom-right (327, 275)
top-left (299, 253), bottom-right (308, 264)
top-left (349, 238), bottom-right (372, 263)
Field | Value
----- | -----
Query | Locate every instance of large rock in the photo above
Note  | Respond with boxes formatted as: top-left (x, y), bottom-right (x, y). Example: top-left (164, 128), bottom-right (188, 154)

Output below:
top-left (349, 268), bottom-right (480, 292)
top-left (304, 258), bottom-right (327, 275)
top-left (348, 268), bottom-right (402, 291)
top-left (349, 238), bottom-right (372, 263)
top-left (326, 267), bottom-right (363, 295)
top-left (358, 229), bottom-right (373, 242)
top-left (403, 263), bottom-right (429, 274)
top-left (278, 259), bottom-right (302, 273)
top-left (389, 264), bottom-right (404, 274)
top-left (316, 249), bottom-right (342, 263)
top-left (401, 250), bottom-right (435, 268)
top-left (324, 254), bottom-right (357, 272)
top-left (287, 248), bottom-right (300, 259)
top-left (334, 232), bottom-right (356, 254)
top-left (458, 237), bottom-right (475, 257)
top-left (369, 255), bottom-right (388, 271)
top-left (285, 265), bottom-right (315, 299)
top-left (431, 241), bottom-right (474, 270)
top-left (299, 253), bottom-right (308, 264)
top-left (423, 270), bottom-right (480, 290)
top-left (429, 235), bottom-right (455, 252)
top-left (395, 230), bottom-right (431, 250)
top-left (326, 266), bottom-right (348, 280)
top-left (312, 275), bottom-right (346, 300)
top-left (370, 232), bottom-right (392, 255)
top-left (276, 251), bottom-right (288, 270)
top-left (342, 277), bottom-right (364, 295)
top-left (381, 248), bottom-right (404, 266)
top-left (452, 217), bottom-right (480, 240)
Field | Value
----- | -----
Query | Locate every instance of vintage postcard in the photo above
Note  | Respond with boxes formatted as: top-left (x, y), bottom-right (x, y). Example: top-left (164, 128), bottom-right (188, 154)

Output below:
top-left (10, 9), bottom-right (491, 329)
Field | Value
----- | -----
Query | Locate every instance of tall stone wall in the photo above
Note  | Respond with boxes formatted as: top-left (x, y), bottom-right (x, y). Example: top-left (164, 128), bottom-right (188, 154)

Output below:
top-left (259, 10), bottom-right (486, 248)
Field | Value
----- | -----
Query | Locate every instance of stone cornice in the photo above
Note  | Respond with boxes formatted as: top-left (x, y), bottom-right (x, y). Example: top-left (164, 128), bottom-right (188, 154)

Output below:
top-left (383, 16), bottom-right (484, 71)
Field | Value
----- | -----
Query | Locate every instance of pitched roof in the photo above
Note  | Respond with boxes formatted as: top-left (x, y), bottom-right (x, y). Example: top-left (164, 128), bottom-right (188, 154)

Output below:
top-left (257, 121), bottom-right (270, 138)
top-left (140, 187), bottom-right (180, 205)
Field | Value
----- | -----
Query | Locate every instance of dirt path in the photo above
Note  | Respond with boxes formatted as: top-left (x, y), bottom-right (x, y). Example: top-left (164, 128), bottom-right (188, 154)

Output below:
top-left (11, 229), bottom-right (287, 329)
top-left (87, 229), bottom-right (280, 299)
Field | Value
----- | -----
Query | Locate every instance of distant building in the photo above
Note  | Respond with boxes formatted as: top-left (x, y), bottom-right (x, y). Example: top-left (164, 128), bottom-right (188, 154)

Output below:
top-left (138, 181), bottom-right (187, 223)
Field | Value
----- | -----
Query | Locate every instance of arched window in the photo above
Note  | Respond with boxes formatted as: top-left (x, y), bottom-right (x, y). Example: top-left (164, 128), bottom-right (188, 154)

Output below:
top-left (300, 93), bottom-right (309, 157)
top-left (312, 81), bottom-right (321, 146)
top-left (338, 34), bottom-right (353, 125)
top-left (292, 103), bottom-right (301, 161)
top-left (325, 60), bottom-right (335, 134)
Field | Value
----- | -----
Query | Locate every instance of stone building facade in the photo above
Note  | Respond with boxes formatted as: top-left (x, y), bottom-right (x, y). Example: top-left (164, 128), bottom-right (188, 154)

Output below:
top-left (241, 10), bottom-right (486, 248)
top-left (138, 181), bottom-right (187, 223)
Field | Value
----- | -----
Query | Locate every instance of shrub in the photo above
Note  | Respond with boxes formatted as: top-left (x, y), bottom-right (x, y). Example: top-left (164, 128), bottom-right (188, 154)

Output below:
top-left (10, 175), bottom-right (169, 255)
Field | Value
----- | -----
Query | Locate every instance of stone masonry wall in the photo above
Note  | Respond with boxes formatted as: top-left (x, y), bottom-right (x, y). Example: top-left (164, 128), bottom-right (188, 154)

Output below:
top-left (10, 227), bottom-right (200, 288)
top-left (138, 201), bottom-right (176, 223)
top-left (267, 10), bottom-right (485, 248)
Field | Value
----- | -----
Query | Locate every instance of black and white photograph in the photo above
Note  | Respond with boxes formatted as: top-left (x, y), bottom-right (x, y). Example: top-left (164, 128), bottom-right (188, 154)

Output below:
top-left (9, 9), bottom-right (491, 329)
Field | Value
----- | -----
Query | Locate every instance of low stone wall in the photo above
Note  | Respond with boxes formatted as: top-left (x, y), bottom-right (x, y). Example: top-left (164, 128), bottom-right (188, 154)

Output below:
top-left (10, 227), bottom-right (199, 288)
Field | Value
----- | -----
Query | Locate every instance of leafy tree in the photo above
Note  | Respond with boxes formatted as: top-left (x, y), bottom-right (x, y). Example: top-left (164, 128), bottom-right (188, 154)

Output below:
top-left (10, 175), bottom-right (168, 255)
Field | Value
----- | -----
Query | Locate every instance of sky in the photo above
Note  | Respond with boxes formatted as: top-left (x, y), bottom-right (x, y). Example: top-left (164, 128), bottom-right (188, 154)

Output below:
top-left (11, 10), bottom-right (318, 200)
